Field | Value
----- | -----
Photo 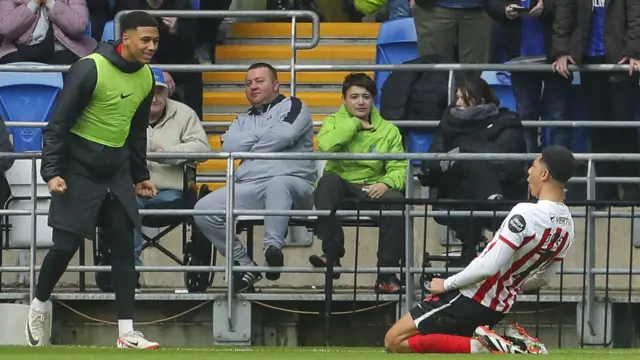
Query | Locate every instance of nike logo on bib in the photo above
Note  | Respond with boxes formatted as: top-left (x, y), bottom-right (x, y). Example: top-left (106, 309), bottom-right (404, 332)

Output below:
top-left (120, 93), bottom-right (133, 99)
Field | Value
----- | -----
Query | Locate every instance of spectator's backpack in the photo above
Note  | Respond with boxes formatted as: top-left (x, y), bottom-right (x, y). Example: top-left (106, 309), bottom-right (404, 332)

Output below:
top-left (379, 55), bottom-right (449, 133)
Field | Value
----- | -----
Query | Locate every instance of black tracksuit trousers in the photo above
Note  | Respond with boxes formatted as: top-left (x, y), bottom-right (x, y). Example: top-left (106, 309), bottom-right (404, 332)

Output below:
top-left (35, 193), bottom-right (136, 319)
top-left (313, 173), bottom-right (406, 272)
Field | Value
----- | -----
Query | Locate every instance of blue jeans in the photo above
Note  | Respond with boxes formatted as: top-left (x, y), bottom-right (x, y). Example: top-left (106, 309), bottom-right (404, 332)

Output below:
top-left (388, 0), bottom-right (412, 19)
top-left (510, 72), bottom-right (572, 150)
top-left (134, 189), bottom-right (183, 266)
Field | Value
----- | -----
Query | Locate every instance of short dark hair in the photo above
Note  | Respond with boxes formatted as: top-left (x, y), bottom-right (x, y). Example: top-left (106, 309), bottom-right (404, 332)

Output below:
top-left (121, 11), bottom-right (159, 33)
top-left (341, 73), bottom-right (377, 98)
top-left (540, 145), bottom-right (576, 184)
top-left (248, 62), bottom-right (278, 81)
top-left (457, 76), bottom-right (500, 107)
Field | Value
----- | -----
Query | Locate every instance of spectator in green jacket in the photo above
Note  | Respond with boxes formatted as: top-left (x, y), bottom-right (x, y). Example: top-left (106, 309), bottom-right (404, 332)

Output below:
top-left (351, 0), bottom-right (412, 20)
top-left (309, 73), bottom-right (407, 294)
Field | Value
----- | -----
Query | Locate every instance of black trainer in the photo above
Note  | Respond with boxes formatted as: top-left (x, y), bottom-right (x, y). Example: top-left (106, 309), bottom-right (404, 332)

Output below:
top-left (264, 246), bottom-right (284, 281)
top-left (375, 275), bottom-right (404, 294)
top-left (232, 261), bottom-right (263, 293)
top-left (309, 254), bottom-right (341, 279)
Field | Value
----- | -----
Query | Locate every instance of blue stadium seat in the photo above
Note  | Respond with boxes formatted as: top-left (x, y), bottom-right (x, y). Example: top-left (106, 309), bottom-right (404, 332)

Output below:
top-left (374, 18), bottom-right (430, 161)
top-left (481, 70), bottom-right (516, 112)
top-left (190, 0), bottom-right (200, 9)
top-left (102, 20), bottom-right (115, 41)
top-left (0, 62), bottom-right (64, 152)
top-left (374, 17), bottom-right (418, 108)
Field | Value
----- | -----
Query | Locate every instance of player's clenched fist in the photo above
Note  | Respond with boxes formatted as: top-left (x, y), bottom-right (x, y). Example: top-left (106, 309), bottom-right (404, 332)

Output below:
top-left (47, 176), bottom-right (67, 194)
top-left (135, 180), bottom-right (157, 198)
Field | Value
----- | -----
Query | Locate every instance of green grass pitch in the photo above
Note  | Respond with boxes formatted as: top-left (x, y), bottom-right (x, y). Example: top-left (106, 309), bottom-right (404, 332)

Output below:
top-left (1, 346), bottom-right (639, 359)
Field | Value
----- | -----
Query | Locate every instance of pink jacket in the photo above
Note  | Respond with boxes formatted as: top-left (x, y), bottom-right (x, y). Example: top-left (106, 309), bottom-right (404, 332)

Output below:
top-left (0, 0), bottom-right (97, 60)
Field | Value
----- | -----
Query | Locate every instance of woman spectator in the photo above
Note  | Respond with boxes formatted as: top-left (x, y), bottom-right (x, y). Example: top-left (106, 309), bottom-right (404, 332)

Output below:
top-left (0, 0), bottom-right (97, 64)
top-left (418, 77), bottom-right (528, 267)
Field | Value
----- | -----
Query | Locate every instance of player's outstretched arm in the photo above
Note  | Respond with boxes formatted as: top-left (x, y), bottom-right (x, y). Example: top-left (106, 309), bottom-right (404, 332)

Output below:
top-left (41, 59), bottom-right (96, 182)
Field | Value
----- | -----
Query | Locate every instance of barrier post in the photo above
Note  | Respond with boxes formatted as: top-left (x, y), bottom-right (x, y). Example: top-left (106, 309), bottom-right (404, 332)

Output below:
top-left (290, 16), bottom-right (297, 97)
top-left (584, 159), bottom-right (597, 343)
top-left (29, 155), bottom-right (38, 300)
top-left (404, 164), bottom-right (415, 312)
top-left (225, 156), bottom-right (236, 330)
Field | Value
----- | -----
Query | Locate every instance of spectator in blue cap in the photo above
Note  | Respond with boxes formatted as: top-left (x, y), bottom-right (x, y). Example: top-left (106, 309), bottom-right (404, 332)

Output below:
top-left (133, 67), bottom-right (210, 289)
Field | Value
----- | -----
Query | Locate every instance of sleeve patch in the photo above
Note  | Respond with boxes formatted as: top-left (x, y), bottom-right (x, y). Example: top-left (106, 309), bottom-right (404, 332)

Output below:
top-left (507, 214), bottom-right (526, 234)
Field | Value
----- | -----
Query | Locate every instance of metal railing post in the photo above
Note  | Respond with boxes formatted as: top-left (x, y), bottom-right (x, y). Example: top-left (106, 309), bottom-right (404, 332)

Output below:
top-left (585, 159), bottom-right (597, 340)
top-left (404, 163), bottom-right (415, 312)
top-left (290, 16), bottom-right (297, 97)
top-left (225, 155), bottom-right (236, 331)
top-left (0, 63), bottom-right (636, 74)
top-left (29, 155), bottom-right (37, 300)
top-left (447, 70), bottom-right (455, 104)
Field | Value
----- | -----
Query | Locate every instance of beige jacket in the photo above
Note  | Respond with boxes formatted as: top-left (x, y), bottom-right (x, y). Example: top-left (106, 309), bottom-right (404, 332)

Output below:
top-left (147, 99), bottom-right (210, 191)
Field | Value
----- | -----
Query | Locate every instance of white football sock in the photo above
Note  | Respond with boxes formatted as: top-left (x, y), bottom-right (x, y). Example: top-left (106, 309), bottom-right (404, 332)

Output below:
top-left (118, 319), bottom-right (134, 336)
top-left (470, 338), bottom-right (490, 353)
top-left (31, 298), bottom-right (48, 312)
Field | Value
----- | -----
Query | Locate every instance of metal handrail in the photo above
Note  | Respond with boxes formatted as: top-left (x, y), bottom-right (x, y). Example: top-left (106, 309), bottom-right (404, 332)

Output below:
top-left (8, 120), bottom-right (640, 129)
top-left (0, 149), bottom-right (619, 335)
top-left (0, 63), bottom-right (633, 73)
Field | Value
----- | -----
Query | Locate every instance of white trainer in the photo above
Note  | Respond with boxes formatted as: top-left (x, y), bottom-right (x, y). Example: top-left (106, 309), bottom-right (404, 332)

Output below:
top-left (474, 325), bottom-right (525, 354)
top-left (117, 330), bottom-right (160, 350)
top-left (25, 299), bottom-right (52, 347)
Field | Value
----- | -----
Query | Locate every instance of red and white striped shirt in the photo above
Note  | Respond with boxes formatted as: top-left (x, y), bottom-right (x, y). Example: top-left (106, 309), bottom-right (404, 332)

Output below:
top-left (443, 200), bottom-right (574, 313)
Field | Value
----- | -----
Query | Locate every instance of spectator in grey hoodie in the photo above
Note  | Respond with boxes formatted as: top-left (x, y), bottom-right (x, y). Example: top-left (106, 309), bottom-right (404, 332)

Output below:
top-left (193, 62), bottom-right (316, 293)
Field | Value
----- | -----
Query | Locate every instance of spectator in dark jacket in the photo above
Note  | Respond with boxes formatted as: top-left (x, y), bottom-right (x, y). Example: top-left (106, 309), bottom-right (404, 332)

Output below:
top-left (86, 0), bottom-right (114, 41)
top-left (195, 0), bottom-right (231, 64)
top-left (551, 0), bottom-right (640, 201)
top-left (419, 77), bottom-right (528, 266)
top-left (115, 0), bottom-right (202, 120)
top-left (412, 0), bottom-right (493, 80)
top-left (486, 0), bottom-right (572, 150)
top-left (0, 117), bottom-right (13, 211)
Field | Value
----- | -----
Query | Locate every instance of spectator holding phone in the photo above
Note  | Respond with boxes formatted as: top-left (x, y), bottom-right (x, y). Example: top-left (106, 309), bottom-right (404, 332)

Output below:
top-left (486, 0), bottom-right (572, 151)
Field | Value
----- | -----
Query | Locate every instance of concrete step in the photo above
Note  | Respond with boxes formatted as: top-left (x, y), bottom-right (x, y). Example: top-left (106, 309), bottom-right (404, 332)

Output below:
top-left (203, 71), bottom-right (373, 85)
top-left (203, 113), bottom-right (328, 123)
top-left (229, 22), bottom-right (380, 39)
top-left (204, 91), bottom-right (342, 108)
top-left (223, 38), bottom-right (377, 46)
top-left (205, 84), bottom-right (339, 92)
top-left (203, 104), bottom-right (339, 115)
top-left (215, 44), bottom-right (375, 62)
top-left (214, 58), bottom-right (373, 65)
